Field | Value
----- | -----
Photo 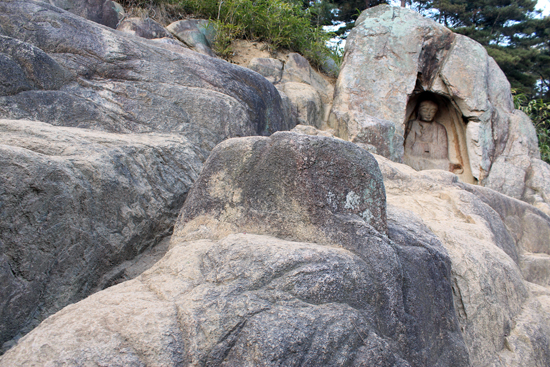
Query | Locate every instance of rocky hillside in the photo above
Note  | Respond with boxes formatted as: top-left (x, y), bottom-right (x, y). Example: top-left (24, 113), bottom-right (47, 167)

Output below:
top-left (1, 1), bottom-right (549, 366)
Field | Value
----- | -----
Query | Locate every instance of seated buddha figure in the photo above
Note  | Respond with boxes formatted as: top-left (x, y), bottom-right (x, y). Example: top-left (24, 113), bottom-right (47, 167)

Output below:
top-left (404, 100), bottom-right (450, 171)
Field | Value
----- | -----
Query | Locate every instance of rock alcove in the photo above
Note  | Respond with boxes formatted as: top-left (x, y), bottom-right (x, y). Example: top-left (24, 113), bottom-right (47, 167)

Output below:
top-left (404, 91), bottom-right (476, 184)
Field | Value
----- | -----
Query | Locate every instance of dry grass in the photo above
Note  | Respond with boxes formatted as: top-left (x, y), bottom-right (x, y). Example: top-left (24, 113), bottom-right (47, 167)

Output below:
top-left (117, 0), bottom-right (187, 26)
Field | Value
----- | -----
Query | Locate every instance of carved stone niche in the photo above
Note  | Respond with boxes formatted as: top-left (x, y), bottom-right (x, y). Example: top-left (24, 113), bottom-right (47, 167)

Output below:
top-left (403, 92), bottom-right (476, 184)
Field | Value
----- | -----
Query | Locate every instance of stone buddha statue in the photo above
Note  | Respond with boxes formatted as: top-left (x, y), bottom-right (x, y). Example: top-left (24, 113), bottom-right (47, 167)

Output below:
top-left (404, 100), bottom-right (451, 171)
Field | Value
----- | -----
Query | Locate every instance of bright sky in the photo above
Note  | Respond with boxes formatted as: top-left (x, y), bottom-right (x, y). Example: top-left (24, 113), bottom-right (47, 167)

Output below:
top-left (538, 0), bottom-right (550, 16)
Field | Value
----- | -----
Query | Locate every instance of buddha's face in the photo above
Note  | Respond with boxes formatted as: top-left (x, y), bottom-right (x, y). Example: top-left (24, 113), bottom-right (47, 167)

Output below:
top-left (418, 101), bottom-right (438, 122)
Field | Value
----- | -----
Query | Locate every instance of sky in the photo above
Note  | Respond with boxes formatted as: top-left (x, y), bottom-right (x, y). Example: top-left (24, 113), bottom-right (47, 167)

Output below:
top-left (538, 0), bottom-right (550, 16)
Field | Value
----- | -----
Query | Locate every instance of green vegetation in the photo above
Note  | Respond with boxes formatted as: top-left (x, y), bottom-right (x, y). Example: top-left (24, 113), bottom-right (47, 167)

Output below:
top-left (514, 92), bottom-right (550, 163)
top-left (120, 0), bottom-right (340, 69)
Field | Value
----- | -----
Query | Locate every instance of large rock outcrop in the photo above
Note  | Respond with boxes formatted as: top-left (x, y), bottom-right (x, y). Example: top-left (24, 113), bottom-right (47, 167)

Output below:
top-left (376, 154), bottom-right (550, 367)
top-left (0, 133), bottom-right (470, 366)
top-left (0, 0), bottom-right (292, 350)
top-left (1, 1), bottom-right (548, 365)
top-left (117, 17), bottom-right (173, 40)
top-left (0, 119), bottom-right (205, 349)
top-left (247, 53), bottom-right (335, 130)
top-left (280, 126), bottom-right (550, 366)
top-left (0, 0), bottom-right (289, 146)
top-left (166, 19), bottom-right (217, 57)
top-left (330, 5), bottom-right (548, 212)
top-left (46, 0), bottom-right (124, 29)
top-left (174, 132), bottom-right (387, 240)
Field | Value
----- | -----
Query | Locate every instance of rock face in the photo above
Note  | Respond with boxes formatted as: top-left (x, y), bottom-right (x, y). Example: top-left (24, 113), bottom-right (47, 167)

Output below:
top-left (375, 152), bottom-right (550, 367)
top-left (330, 5), bottom-right (548, 208)
top-left (248, 53), bottom-right (334, 130)
top-left (0, 119), bottom-right (205, 349)
top-left (174, 132), bottom-right (387, 239)
top-left (0, 0), bottom-right (291, 350)
top-left (47, 0), bottom-right (124, 28)
top-left (1, 1), bottom-right (549, 365)
top-left (0, 133), bottom-right (470, 366)
top-left (0, 0), bottom-right (289, 144)
top-left (117, 17), bottom-right (173, 39)
top-left (166, 19), bottom-right (217, 57)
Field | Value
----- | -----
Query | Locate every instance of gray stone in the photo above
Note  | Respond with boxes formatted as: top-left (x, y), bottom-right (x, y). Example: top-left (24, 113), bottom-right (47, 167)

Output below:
top-left (47, 0), bottom-right (123, 28)
top-left (247, 57), bottom-right (284, 84)
top-left (117, 17), bottom-right (172, 39)
top-left (0, 119), bottom-right (205, 350)
top-left (525, 158), bottom-right (550, 215)
top-left (147, 37), bottom-right (190, 54)
top-left (0, 54), bottom-right (31, 96)
top-left (330, 4), bottom-right (547, 206)
top-left (0, 231), bottom-right (469, 366)
top-left (0, 0), bottom-right (289, 144)
top-left (458, 184), bottom-right (550, 257)
top-left (281, 53), bottom-right (333, 105)
top-left (276, 82), bottom-right (324, 128)
top-left (166, 19), bottom-right (217, 57)
top-left (319, 55), bottom-right (339, 78)
top-left (291, 124), bottom-right (337, 138)
top-left (330, 5), bottom-right (451, 158)
top-left (246, 54), bottom-right (335, 130)
top-left (0, 36), bottom-right (73, 95)
top-left (276, 89), bottom-right (299, 128)
top-left (174, 132), bottom-right (388, 241)
top-left (495, 291), bottom-right (550, 367)
top-left (0, 133), bottom-right (469, 367)
top-left (484, 110), bottom-right (540, 200)
top-left (520, 253), bottom-right (550, 287)
top-left (377, 153), bottom-right (550, 366)
top-left (0, 0), bottom-right (291, 349)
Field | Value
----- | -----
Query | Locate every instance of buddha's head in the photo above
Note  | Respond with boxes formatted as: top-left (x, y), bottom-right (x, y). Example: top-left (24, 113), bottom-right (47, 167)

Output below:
top-left (418, 100), bottom-right (438, 122)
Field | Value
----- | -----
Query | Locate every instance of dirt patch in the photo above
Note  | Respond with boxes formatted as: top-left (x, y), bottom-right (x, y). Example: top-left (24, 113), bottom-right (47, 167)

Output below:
top-left (228, 40), bottom-right (336, 84)
top-left (228, 39), bottom-right (290, 67)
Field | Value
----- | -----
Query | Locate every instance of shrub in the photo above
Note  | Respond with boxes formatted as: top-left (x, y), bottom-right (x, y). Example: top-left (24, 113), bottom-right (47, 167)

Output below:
top-left (119, 0), bottom-right (339, 69)
top-left (514, 92), bottom-right (550, 163)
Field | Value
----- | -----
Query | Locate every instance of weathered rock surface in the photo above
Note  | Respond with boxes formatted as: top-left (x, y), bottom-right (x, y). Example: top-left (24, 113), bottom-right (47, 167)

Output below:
top-left (0, 119), bottom-right (205, 350)
top-left (525, 158), bottom-right (550, 215)
top-left (117, 17), bottom-right (173, 39)
top-left (484, 110), bottom-right (546, 210)
top-left (375, 152), bottom-right (550, 367)
top-left (0, 133), bottom-right (470, 366)
top-left (0, 35), bottom-right (73, 95)
top-left (330, 5), bottom-right (550, 208)
top-left (0, 0), bottom-right (289, 143)
top-left (0, 0), bottom-right (291, 350)
top-left (166, 19), bottom-right (217, 57)
top-left (174, 132), bottom-right (387, 240)
top-left (148, 36), bottom-right (190, 54)
top-left (291, 124), bottom-right (337, 138)
top-left (247, 57), bottom-right (284, 84)
top-left (47, 0), bottom-right (124, 28)
top-left (276, 82), bottom-right (324, 128)
top-left (280, 53), bottom-right (334, 105)
top-left (1, 2), bottom-right (548, 365)
top-left (248, 53), bottom-right (334, 129)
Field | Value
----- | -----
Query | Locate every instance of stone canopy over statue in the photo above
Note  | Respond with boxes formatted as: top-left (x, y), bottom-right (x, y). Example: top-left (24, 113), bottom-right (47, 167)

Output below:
top-left (404, 100), bottom-right (456, 172)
